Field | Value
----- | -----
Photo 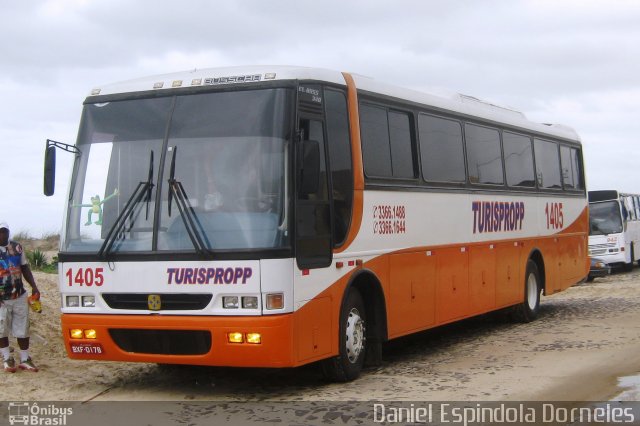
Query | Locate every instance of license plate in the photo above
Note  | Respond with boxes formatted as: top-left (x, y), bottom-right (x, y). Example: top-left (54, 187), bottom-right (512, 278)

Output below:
top-left (70, 342), bottom-right (104, 355)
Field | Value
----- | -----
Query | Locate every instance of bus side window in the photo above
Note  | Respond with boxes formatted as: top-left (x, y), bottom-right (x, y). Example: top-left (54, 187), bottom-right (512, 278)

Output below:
top-left (324, 89), bottom-right (353, 246)
top-left (418, 114), bottom-right (466, 184)
top-left (465, 123), bottom-right (504, 186)
top-left (534, 139), bottom-right (562, 189)
top-left (360, 103), bottom-right (416, 179)
top-left (503, 132), bottom-right (535, 188)
top-left (571, 148), bottom-right (585, 190)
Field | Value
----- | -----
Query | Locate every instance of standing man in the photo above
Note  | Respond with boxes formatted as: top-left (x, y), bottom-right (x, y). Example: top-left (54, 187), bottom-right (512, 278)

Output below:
top-left (0, 222), bottom-right (39, 372)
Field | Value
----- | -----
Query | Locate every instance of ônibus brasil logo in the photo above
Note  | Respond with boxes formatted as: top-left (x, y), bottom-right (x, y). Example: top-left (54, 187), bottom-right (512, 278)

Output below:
top-left (8, 402), bottom-right (73, 425)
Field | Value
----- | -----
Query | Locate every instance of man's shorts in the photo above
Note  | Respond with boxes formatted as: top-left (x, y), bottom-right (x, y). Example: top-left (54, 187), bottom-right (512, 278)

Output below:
top-left (0, 292), bottom-right (30, 339)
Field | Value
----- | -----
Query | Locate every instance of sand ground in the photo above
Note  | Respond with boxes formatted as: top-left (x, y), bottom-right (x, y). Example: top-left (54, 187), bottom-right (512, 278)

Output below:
top-left (0, 266), bottom-right (639, 403)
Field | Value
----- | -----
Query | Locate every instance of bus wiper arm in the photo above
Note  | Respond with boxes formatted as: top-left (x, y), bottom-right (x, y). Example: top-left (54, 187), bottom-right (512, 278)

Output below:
top-left (166, 146), bottom-right (211, 255)
top-left (145, 150), bottom-right (154, 220)
top-left (98, 151), bottom-right (155, 258)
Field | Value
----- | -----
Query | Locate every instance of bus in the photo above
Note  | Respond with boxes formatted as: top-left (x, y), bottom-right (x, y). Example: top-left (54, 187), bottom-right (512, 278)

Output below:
top-left (588, 190), bottom-right (640, 270)
top-left (44, 66), bottom-right (588, 381)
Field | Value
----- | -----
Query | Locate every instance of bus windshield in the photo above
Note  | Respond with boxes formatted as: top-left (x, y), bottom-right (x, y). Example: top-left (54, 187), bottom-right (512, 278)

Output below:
top-left (64, 88), bottom-right (292, 254)
top-left (589, 200), bottom-right (623, 236)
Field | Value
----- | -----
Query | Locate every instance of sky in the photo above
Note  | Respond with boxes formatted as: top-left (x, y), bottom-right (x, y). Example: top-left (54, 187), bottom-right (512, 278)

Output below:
top-left (2, 0), bottom-right (640, 236)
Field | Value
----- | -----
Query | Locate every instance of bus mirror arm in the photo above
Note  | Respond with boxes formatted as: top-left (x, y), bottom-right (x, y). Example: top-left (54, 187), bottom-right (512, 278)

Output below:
top-left (299, 140), bottom-right (320, 197)
top-left (43, 139), bottom-right (81, 196)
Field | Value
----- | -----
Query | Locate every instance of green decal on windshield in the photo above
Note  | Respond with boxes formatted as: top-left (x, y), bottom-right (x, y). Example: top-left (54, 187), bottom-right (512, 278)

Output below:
top-left (75, 189), bottom-right (119, 226)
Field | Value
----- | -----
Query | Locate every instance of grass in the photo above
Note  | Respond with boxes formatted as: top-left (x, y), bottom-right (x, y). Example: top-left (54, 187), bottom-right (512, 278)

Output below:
top-left (25, 249), bottom-right (59, 275)
top-left (27, 249), bottom-right (48, 269)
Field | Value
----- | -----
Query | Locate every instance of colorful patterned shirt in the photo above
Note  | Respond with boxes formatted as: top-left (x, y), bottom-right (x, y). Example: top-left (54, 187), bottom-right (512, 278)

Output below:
top-left (0, 241), bottom-right (27, 300)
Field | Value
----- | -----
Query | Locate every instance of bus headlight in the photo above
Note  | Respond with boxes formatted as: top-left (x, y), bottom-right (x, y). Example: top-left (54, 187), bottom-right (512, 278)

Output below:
top-left (242, 296), bottom-right (258, 309)
top-left (66, 296), bottom-right (80, 308)
top-left (84, 329), bottom-right (97, 339)
top-left (222, 296), bottom-right (239, 309)
top-left (82, 296), bottom-right (95, 308)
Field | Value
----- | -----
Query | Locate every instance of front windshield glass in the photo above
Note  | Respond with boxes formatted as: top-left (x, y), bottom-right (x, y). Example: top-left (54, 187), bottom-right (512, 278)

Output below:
top-left (589, 200), bottom-right (623, 236)
top-left (64, 88), bottom-right (291, 254)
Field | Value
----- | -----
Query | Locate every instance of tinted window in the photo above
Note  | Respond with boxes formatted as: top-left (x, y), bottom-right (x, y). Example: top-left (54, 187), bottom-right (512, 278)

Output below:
top-left (503, 132), bottom-right (535, 187)
top-left (465, 124), bottom-right (503, 185)
top-left (360, 104), bottom-right (415, 179)
top-left (388, 111), bottom-right (415, 178)
top-left (324, 89), bottom-right (353, 246)
top-left (296, 118), bottom-right (332, 268)
top-left (302, 119), bottom-right (329, 200)
top-left (418, 114), bottom-right (465, 183)
top-left (534, 139), bottom-right (561, 189)
top-left (560, 146), bottom-right (576, 189)
top-left (623, 196), bottom-right (636, 221)
top-left (570, 147), bottom-right (583, 190)
top-left (360, 104), bottom-right (391, 177)
top-left (589, 201), bottom-right (623, 235)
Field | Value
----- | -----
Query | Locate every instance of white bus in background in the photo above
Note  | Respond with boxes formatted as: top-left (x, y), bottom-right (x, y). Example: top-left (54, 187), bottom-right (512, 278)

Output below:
top-left (588, 190), bottom-right (640, 270)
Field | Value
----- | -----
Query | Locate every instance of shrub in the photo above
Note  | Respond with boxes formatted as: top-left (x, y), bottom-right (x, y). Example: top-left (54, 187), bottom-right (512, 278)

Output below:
top-left (27, 249), bottom-right (47, 269)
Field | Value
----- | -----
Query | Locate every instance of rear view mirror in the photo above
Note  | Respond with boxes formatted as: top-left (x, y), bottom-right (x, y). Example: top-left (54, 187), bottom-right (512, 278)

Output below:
top-left (43, 145), bottom-right (56, 196)
top-left (43, 139), bottom-right (82, 196)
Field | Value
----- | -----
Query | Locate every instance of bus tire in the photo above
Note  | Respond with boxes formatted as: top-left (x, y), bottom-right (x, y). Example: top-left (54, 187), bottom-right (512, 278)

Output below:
top-left (321, 288), bottom-right (366, 382)
top-left (512, 260), bottom-right (541, 323)
top-left (624, 245), bottom-right (635, 271)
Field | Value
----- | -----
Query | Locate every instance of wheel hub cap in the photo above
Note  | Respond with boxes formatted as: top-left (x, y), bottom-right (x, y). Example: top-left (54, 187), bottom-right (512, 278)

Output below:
top-left (345, 308), bottom-right (365, 363)
top-left (527, 273), bottom-right (538, 310)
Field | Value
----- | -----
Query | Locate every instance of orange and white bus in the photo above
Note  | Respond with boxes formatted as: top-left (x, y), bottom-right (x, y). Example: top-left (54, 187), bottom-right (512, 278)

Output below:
top-left (44, 66), bottom-right (588, 381)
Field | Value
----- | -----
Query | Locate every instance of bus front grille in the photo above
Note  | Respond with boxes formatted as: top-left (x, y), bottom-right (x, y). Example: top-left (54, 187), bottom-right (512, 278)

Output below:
top-left (109, 329), bottom-right (211, 355)
top-left (102, 293), bottom-right (213, 310)
top-left (588, 243), bottom-right (616, 256)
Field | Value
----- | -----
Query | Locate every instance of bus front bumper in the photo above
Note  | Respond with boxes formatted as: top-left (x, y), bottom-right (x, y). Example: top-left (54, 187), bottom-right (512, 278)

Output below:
top-left (61, 313), bottom-right (295, 367)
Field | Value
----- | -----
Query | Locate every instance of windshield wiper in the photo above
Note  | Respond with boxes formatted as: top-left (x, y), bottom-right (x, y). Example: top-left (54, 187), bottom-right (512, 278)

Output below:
top-left (98, 151), bottom-right (155, 258)
top-left (167, 146), bottom-right (211, 254)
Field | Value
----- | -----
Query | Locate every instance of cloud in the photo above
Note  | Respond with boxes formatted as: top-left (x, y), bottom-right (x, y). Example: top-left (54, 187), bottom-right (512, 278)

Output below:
top-left (2, 0), bottom-right (640, 234)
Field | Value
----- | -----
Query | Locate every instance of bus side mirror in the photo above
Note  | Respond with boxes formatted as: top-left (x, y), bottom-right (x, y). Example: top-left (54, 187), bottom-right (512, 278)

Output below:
top-left (44, 145), bottom-right (56, 196)
top-left (299, 140), bottom-right (320, 197)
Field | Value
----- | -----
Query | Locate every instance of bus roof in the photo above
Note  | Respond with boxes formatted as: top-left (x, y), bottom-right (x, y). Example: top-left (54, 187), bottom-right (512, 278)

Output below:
top-left (88, 65), bottom-right (580, 142)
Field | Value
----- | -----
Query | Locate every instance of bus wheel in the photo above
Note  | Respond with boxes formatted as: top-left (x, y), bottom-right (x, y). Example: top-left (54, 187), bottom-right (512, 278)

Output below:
top-left (321, 288), bottom-right (366, 382)
top-left (624, 246), bottom-right (635, 271)
top-left (512, 260), bottom-right (541, 323)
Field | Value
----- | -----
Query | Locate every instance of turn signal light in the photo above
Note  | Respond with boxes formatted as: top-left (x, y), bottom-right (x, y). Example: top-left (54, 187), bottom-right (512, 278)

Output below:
top-left (84, 329), bottom-right (97, 339)
top-left (246, 333), bottom-right (261, 344)
top-left (70, 329), bottom-right (84, 339)
top-left (266, 293), bottom-right (284, 310)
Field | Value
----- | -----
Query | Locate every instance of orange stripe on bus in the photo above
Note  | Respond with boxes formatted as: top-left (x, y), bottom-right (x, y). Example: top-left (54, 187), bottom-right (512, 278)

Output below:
top-left (334, 72), bottom-right (364, 254)
top-left (296, 206), bottom-right (589, 346)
